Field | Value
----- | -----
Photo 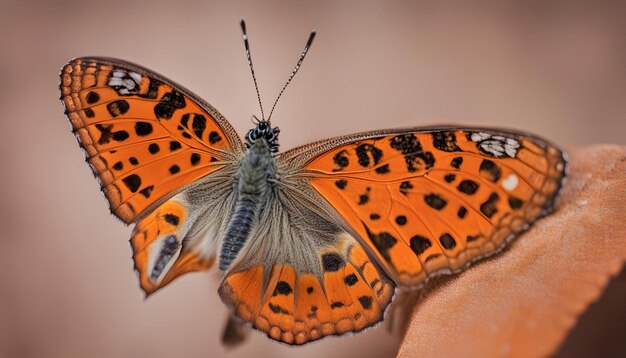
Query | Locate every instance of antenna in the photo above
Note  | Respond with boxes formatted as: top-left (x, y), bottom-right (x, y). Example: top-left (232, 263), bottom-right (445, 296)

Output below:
top-left (267, 29), bottom-right (316, 121)
top-left (240, 19), bottom-right (266, 121)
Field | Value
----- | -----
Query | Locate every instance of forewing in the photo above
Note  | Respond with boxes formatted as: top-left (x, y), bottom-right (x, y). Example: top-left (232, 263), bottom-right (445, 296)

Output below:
top-left (60, 57), bottom-right (244, 223)
top-left (282, 127), bottom-right (567, 287)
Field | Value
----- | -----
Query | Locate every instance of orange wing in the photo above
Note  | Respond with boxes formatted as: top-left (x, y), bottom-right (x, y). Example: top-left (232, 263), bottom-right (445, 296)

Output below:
top-left (60, 57), bottom-right (244, 224)
top-left (61, 58), bottom-right (243, 294)
top-left (219, 239), bottom-right (395, 345)
top-left (294, 128), bottom-right (566, 287)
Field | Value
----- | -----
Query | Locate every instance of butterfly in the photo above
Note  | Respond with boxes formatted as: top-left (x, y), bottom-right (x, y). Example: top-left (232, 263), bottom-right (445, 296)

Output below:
top-left (59, 20), bottom-right (567, 345)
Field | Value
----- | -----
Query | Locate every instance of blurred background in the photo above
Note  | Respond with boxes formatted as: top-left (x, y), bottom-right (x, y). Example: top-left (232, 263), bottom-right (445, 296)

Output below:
top-left (1, 0), bottom-right (624, 357)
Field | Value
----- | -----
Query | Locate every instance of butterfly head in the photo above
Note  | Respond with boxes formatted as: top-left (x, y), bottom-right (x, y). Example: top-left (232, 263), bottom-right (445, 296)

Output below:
top-left (239, 19), bottom-right (314, 155)
top-left (245, 119), bottom-right (280, 153)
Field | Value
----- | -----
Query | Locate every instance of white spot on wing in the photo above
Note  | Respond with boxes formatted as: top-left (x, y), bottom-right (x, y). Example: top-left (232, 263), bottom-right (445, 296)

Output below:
top-left (502, 174), bottom-right (518, 191)
top-left (129, 71), bottom-right (142, 83)
top-left (470, 132), bottom-right (520, 158)
top-left (505, 147), bottom-right (517, 158)
top-left (108, 77), bottom-right (123, 86)
top-left (471, 132), bottom-right (491, 142)
top-left (108, 68), bottom-right (142, 95)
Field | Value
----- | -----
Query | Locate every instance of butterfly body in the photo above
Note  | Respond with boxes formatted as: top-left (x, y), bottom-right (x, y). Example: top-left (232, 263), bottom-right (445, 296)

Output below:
top-left (220, 135), bottom-right (278, 270)
top-left (60, 54), bottom-right (566, 345)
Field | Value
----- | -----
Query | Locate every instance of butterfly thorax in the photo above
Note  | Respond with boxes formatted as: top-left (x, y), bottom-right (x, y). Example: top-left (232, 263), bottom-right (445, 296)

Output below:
top-left (219, 135), bottom-right (278, 271)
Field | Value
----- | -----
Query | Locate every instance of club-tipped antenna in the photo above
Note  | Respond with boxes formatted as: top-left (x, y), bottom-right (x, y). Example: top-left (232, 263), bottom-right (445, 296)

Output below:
top-left (267, 29), bottom-right (316, 121)
top-left (240, 19), bottom-right (266, 121)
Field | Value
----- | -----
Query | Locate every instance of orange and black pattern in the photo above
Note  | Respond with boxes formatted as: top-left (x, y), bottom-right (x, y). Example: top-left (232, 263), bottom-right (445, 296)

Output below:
top-left (60, 58), bottom-right (242, 223)
top-left (219, 240), bottom-right (394, 345)
top-left (306, 129), bottom-right (566, 287)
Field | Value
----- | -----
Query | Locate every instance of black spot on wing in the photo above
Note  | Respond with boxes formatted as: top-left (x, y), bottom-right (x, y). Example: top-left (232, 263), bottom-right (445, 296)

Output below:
top-left (169, 141), bottom-right (182, 151)
top-left (369, 213), bottom-right (380, 220)
top-left (450, 156), bottom-right (463, 169)
top-left (363, 222), bottom-right (397, 262)
top-left (395, 215), bottom-right (407, 226)
top-left (95, 124), bottom-right (112, 145)
top-left (322, 253), bottom-right (345, 272)
top-left (307, 305), bottom-right (317, 318)
top-left (128, 157), bottom-right (139, 165)
top-left (169, 165), bottom-right (180, 174)
top-left (389, 134), bottom-right (422, 155)
top-left (208, 131), bottom-right (222, 144)
top-left (111, 130), bottom-right (129, 142)
top-left (112, 161), bottom-right (123, 171)
top-left (192, 114), bottom-right (207, 139)
top-left (358, 296), bottom-right (373, 310)
top-left (134, 122), bottom-right (153, 136)
top-left (122, 174), bottom-right (141, 193)
top-left (400, 181), bottom-right (413, 195)
top-left (508, 196), bottom-right (523, 209)
top-left (154, 90), bottom-right (186, 119)
top-left (141, 78), bottom-right (160, 99)
top-left (345, 274), bottom-right (359, 286)
top-left (457, 206), bottom-right (467, 219)
top-left (410, 235), bottom-right (431, 256)
top-left (180, 113), bottom-right (190, 128)
top-left (432, 131), bottom-right (461, 152)
top-left (106, 100), bottom-right (130, 117)
top-left (355, 143), bottom-right (383, 168)
top-left (375, 164), bottom-right (390, 174)
top-left (439, 233), bottom-right (456, 250)
top-left (332, 150), bottom-right (350, 171)
top-left (164, 213), bottom-right (180, 226)
top-left (94, 123), bottom-right (128, 144)
top-left (86, 91), bottom-right (100, 104)
top-left (273, 281), bottom-right (293, 296)
top-left (335, 179), bottom-right (348, 189)
top-left (480, 193), bottom-right (500, 218)
top-left (84, 108), bottom-right (95, 118)
top-left (358, 187), bottom-right (371, 205)
top-left (268, 303), bottom-right (289, 314)
top-left (444, 174), bottom-right (456, 183)
top-left (331, 302), bottom-right (345, 309)
top-left (190, 153), bottom-right (201, 166)
top-left (389, 134), bottom-right (435, 172)
top-left (457, 180), bottom-right (479, 195)
top-left (148, 143), bottom-right (160, 154)
top-left (424, 193), bottom-right (447, 210)
top-left (480, 159), bottom-right (501, 182)
top-left (139, 185), bottom-right (154, 198)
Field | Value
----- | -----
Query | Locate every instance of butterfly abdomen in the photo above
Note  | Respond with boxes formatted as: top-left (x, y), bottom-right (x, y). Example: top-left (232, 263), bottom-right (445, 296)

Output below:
top-left (219, 140), bottom-right (277, 271)
top-left (220, 198), bottom-right (257, 271)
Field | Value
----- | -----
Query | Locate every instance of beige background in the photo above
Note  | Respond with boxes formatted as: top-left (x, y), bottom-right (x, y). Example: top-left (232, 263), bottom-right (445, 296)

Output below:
top-left (1, 1), bottom-right (624, 357)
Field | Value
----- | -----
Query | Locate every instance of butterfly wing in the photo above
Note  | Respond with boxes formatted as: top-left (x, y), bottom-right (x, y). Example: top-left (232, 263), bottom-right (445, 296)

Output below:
top-left (281, 127), bottom-right (567, 287)
top-left (218, 177), bottom-right (395, 345)
top-left (60, 58), bottom-right (244, 294)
